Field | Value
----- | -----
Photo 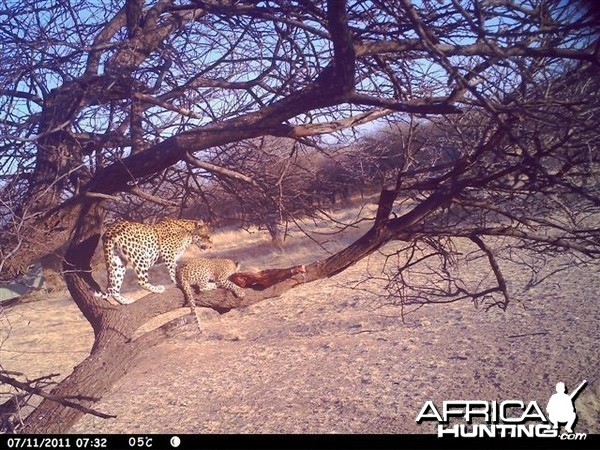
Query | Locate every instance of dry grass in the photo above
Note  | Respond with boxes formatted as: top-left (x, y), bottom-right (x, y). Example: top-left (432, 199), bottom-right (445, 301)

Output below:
top-left (1, 197), bottom-right (599, 434)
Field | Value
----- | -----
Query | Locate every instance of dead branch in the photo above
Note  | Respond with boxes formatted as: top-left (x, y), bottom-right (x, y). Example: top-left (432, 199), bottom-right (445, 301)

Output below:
top-left (184, 153), bottom-right (257, 185)
top-left (127, 186), bottom-right (179, 208)
top-left (0, 373), bottom-right (116, 421)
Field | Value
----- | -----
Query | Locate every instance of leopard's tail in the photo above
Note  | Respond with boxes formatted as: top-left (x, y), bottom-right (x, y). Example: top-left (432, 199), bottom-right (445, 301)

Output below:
top-left (94, 235), bottom-right (117, 298)
top-left (177, 271), bottom-right (202, 334)
top-left (183, 286), bottom-right (202, 333)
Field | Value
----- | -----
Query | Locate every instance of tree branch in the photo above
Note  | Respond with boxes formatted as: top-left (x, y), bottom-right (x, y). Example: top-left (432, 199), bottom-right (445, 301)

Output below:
top-left (184, 153), bottom-right (257, 185)
top-left (347, 93), bottom-right (461, 114)
top-left (462, 227), bottom-right (599, 256)
top-left (0, 374), bottom-right (116, 421)
top-left (132, 92), bottom-right (202, 119)
top-left (355, 39), bottom-right (599, 64)
top-left (469, 234), bottom-right (510, 309)
top-left (127, 186), bottom-right (180, 207)
top-left (271, 108), bottom-right (394, 137)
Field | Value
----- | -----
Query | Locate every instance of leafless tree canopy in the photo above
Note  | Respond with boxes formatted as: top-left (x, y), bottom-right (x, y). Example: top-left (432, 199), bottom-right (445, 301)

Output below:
top-left (0, 0), bottom-right (599, 433)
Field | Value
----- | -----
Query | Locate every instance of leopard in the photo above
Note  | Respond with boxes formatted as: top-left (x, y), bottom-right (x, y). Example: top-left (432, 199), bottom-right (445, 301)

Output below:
top-left (176, 258), bottom-right (245, 332)
top-left (95, 218), bottom-right (212, 305)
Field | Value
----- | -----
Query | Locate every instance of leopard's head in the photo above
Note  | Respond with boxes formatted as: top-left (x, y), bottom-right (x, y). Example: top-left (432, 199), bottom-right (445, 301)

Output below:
top-left (160, 218), bottom-right (212, 249)
top-left (190, 220), bottom-right (212, 250)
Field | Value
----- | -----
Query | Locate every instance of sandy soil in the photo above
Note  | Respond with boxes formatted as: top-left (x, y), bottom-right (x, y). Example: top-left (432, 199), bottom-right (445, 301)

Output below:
top-left (1, 205), bottom-right (599, 434)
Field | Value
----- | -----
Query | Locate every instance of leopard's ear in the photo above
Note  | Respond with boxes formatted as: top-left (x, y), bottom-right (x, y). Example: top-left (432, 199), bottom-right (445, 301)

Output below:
top-left (196, 220), bottom-right (210, 232)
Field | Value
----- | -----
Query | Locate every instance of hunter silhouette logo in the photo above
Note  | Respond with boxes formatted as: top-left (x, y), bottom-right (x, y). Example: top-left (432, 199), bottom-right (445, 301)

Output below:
top-left (546, 380), bottom-right (587, 434)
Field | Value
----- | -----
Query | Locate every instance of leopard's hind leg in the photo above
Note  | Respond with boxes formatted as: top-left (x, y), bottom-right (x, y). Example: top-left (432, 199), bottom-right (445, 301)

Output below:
top-left (94, 239), bottom-right (134, 304)
top-left (130, 253), bottom-right (165, 294)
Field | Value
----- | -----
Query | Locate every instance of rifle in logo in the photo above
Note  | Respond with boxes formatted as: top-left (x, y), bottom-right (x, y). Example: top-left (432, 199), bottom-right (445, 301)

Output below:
top-left (569, 380), bottom-right (587, 400)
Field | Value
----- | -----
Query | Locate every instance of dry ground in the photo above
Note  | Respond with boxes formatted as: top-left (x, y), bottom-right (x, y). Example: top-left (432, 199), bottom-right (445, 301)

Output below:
top-left (1, 201), bottom-right (599, 434)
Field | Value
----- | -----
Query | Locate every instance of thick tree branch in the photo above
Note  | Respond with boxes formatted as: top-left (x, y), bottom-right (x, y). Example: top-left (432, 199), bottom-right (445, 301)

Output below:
top-left (107, 1), bottom-right (205, 72)
top-left (326, 0), bottom-right (355, 91)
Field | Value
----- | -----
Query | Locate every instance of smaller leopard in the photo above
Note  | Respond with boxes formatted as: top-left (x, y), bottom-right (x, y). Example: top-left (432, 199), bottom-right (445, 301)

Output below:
top-left (176, 258), bottom-right (245, 332)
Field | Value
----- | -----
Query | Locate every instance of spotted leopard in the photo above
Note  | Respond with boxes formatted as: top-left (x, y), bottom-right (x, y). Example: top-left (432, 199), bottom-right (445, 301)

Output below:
top-left (95, 218), bottom-right (212, 304)
top-left (176, 258), bottom-right (245, 332)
